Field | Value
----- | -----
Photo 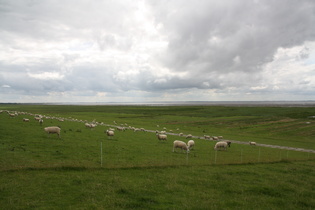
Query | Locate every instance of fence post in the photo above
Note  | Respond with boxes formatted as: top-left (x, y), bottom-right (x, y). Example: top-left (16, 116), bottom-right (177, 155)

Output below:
top-left (100, 141), bottom-right (103, 167)
top-left (186, 151), bottom-right (189, 165)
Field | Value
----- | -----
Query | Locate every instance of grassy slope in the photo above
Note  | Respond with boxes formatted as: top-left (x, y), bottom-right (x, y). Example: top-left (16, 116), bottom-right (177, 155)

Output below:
top-left (1, 161), bottom-right (314, 209)
top-left (0, 104), bottom-right (314, 209)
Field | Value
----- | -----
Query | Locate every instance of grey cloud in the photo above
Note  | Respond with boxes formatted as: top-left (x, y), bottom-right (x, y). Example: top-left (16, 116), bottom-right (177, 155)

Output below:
top-left (0, 0), bottom-right (314, 102)
top-left (149, 0), bottom-right (315, 75)
top-left (0, 0), bottom-right (135, 41)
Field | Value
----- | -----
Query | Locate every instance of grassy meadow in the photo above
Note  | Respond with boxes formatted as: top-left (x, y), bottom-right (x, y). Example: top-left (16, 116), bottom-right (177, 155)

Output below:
top-left (0, 104), bottom-right (314, 209)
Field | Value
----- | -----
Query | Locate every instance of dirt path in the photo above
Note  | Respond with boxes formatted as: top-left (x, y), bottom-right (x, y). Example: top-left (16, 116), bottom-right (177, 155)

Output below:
top-left (145, 129), bottom-right (315, 154)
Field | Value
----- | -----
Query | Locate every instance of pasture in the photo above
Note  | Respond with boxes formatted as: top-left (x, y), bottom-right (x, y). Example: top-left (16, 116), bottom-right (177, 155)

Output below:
top-left (0, 104), bottom-right (314, 209)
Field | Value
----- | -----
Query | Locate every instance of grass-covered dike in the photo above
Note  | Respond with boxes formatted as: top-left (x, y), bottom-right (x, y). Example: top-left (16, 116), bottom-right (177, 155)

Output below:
top-left (0, 104), bottom-right (314, 209)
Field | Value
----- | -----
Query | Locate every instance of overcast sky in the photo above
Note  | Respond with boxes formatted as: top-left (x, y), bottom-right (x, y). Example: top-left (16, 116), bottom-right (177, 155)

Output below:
top-left (1, 0), bottom-right (315, 103)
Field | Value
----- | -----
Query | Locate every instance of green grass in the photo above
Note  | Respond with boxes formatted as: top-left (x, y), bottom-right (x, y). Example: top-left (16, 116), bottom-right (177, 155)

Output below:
top-left (0, 104), bottom-right (315, 209)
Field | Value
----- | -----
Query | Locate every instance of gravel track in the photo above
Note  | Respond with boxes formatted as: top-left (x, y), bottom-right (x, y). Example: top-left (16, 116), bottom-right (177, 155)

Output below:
top-left (145, 130), bottom-right (315, 154)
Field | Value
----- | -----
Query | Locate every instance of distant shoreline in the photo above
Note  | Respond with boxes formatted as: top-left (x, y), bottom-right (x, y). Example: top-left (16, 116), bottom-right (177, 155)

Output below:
top-left (1, 101), bottom-right (315, 107)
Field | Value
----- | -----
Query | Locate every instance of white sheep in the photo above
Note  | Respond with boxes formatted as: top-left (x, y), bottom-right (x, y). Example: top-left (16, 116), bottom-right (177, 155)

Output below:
top-left (173, 140), bottom-right (190, 153)
top-left (106, 130), bottom-right (114, 139)
top-left (85, 123), bottom-right (92, 128)
top-left (204, 135), bottom-right (211, 140)
top-left (212, 136), bottom-right (219, 141)
top-left (23, 118), bottom-right (30, 122)
top-left (223, 140), bottom-right (232, 147)
top-left (44, 126), bottom-right (61, 138)
top-left (134, 128), bottom-right (141, 132)
top-left (214, 141), bottom-right (228, 151)
top-left (249, 141), bottom-right (256, 146)
top-left (187, 140), bottom-right (195, 150)
top-left (186, 134), bottom-right (193, 139)
top-left (157, 133), bottom-right (167, 141)
top-left (117, 127), bottom-right (125, 131)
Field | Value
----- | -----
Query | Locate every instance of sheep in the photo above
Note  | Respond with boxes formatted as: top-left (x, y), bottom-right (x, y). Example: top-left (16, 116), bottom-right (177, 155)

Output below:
top-left (44, 126), bottom-right (61, 138)
top-left (23, 118), bottom-right (30, 122)
top-left (173, 140), bottom-right (189, 153)
top-left (204, 135), bottom-right (211, 140)
top-left (85, 123), bottom-right (96, 129)
top-left (187, 140), bottom-right (195, 150)
top-left (117, 127), bottom-right (125, 131)
top-left (39, 118), bottom-right (43, 125)
top-left (223, 140), bottom-right (232, 147)
top-left (85, 123), bottom-right (92, 128)
top-left (249, 141), bottom-right (256, 146)
top-left (106, 130), bottom-right (114, 139)
top-left (9, 113), bottom-right (16, 117)
top-left (186, 134), bottom-right (193, 139)
top-left (212, 136), bottom-right (219, 141)
top-left (134, 128), bottom-right (141, 132)
top-left (157, 133), bottom-right (167, 141)
top-left (214, 141), bottom-right (228, 151)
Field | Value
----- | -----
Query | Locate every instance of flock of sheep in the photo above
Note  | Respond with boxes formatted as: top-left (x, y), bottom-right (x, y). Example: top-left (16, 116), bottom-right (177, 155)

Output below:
top-left (1, 110), bottom-right (257, 154)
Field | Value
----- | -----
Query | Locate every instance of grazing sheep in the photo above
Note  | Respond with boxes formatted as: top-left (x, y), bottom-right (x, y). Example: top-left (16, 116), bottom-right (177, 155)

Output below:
top-left (134, 128), bottom-right (141, 132)
top-left (157, 133), bottom-right (167, 141)
top-left (179, 132), bottom-right (184, 136)
top-left (186, 134), bottom-right (193, 139)
top-left (173, 140), bottom-right (190, 153)
top-left (204, 135), bottom-right (211, 140)
top-left (44, 126), bottom-right (61, 138)
top-left (223, 140), bottom-right (232, 147)
top-left (249, 141), bottom-right (256, 146)
top-left (85, 123), bottom-right (96, 128)
top-left (187, 140), bottom-right (195, 150)
top-left (85, 123), bottom-right (92, 128)
top-left (39, 118), bottom-right (43, 125)
top-left (106, 130), bottom-right (115, 139)
top-left (212, 136), bottom-right (219, 141)
top-left (214, 141), bottom-right (228, 151)
top-left (117, 126), bottom-right (125, 131)
top-left (23, 118), bottom-right (30, 122)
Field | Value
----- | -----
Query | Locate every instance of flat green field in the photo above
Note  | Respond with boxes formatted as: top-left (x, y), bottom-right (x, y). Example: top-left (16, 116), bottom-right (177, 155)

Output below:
top-left (0, 104), bottom-right (314, 209)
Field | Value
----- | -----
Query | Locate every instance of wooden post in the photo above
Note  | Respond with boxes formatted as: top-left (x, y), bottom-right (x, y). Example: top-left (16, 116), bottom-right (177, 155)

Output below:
top-left (100, 141), bottom-right (103, 167)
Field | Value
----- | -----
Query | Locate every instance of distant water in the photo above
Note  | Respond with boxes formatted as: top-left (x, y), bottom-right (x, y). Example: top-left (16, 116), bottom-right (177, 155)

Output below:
top-left (45, 101), bottom-right (315, 107)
